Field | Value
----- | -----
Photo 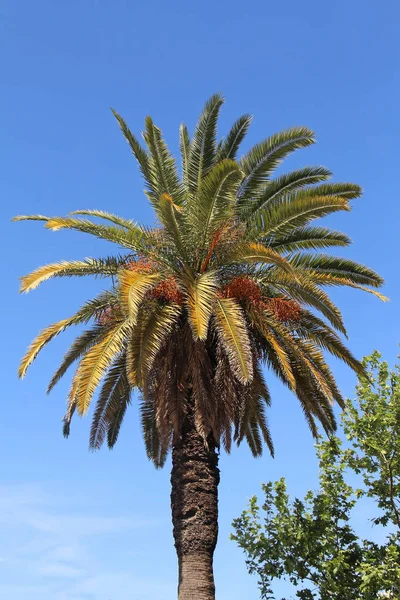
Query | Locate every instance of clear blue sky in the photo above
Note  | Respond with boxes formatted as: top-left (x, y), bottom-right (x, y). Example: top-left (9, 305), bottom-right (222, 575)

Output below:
top-left (1, 1), bottom-right (399, 598)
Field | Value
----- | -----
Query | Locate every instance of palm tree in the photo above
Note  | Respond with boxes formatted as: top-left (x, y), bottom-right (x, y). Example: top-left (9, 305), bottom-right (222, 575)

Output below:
top-left (14, 94), bottom-right (385, 600)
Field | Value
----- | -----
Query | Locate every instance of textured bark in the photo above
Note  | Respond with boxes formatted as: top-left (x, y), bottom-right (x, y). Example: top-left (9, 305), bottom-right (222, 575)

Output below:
top-left (171, 406), bottom-right (220, 600)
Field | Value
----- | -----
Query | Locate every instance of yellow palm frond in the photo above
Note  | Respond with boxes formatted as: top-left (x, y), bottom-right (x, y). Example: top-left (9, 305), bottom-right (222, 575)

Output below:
top-left (18, 317), bottom-right (76, 379)
top-left (215, 298), bottom-right (253, 383)
top-left (137, 303), bottom-right (182, 378)
top-left (186, 271), bottom-right (218, 340)
top-left (249, 306), bottom-right (296, 390)
top-left (74, 322), bottom-right (131, 415)
top-left (233, 242), bottom-right (295, 274)
top-left (118, 269), bottom-right (160, 321)
top-left (19, 260), bottom-right (105, 293)
top-left (304, 273), bottom-right (389, 301)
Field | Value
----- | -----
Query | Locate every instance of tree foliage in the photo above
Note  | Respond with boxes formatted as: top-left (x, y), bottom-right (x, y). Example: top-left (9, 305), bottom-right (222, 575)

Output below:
top-left (232, 351), bottom-right (400, 599)
top-left (14, 94), bottom-right (385, 466)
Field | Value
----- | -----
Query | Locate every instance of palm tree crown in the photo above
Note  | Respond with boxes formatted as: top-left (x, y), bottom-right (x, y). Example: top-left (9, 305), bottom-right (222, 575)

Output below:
top-left (15, 93), bottom-right (385, 466)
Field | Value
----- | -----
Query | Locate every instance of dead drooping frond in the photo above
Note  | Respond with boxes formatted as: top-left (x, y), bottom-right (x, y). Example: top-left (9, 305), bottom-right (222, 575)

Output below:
top-left (15, 94), bottom-right (386, 465)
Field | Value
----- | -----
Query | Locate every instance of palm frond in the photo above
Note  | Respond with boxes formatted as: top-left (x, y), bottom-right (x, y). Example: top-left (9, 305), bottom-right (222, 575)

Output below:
top-left (187, 93), bottom-right (224, 194)
top-left (47, 325), bottom-right (108, 393)
top-left (18, 317), bottom-right (77, 379)
top-left (44, 216), bottom-right (148, 252)
top-left (298, 182), bottom-right (362, 200)
top-left (118, 269), bottom-right (160, 321)
top-left (250, 195), bottom-right (350, 239)
top-left (288, 254), bottom-right (384, 288)
top-left (135, 303), bottom-right (181, 379)
top-left (186, 271), bottom-right (218, 340)
top-left (69, 209), bottom-right (140, 231)
top-left (19, 257), bottom-right (123, 293)
top-left (89, 352), bottom-right (128, 449)
top-left (237, 127), bottom-right (316, 203)
top-left (242, 166), bottom-right (333, 219)
top-left (216, 114), bottom-right (252, 161)
top-left (12, 214), bottom-right (50, 222)
top-left (269, 227), bottom-right (351, 253)
top-left (140, 396), bottom-right (171, 468)
top-left (231, 242), bottom-right (295, 275)
top-left (190, 159), bottom-right (242, 255)
top-left (215, 298), bottom-right (253, 383)
top-left (154, 193), bottom-right (189, 263)
top-left (111, 109), bottom-right (152, 185)
top-left (143, 116), bottom-right (185, 205)
top-left (107, 375), bottom-right (131, 448)
top-left (260, 270), bottom-right (346, 334)
top-left (294, 311), bottom-right (365, 375)
top-left (179, 123), bottom-right (191, 191)
top-left (74, 321), bottom-right (131, 415)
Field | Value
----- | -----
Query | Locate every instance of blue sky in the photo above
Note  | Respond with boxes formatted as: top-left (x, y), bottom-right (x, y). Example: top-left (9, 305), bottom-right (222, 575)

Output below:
top-left (1, 0), bottom-right (399, 598)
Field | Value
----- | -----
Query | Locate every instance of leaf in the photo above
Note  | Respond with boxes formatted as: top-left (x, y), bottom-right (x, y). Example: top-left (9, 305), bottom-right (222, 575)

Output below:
top-left (47, 325), bottom-right (108, 393)
top-left (191, 159), bottom-right (242, 253)
top-left (187, 93), bottom-right (224, 194)
top-left (270, 227), bottom-right (351, 253)
top-left (69, 209), bottom-right (140, 231)
top-left (238, 127), bottom-right (316, 203)
top-left (232, 242), bottom-right (295, 275)
top-left (216, 114), bottom-right (252, 161)
top-left (215, 297), bottom-right (253, 383)
top-left (74, 321), bottom-right (131, 415)
top-left (18, 317), bottom-right (77, 379)
top-left (118, 269), bottom-right (160, 321)
top-left (143, 116), bottom-right (185, 205)
top-left (111, 109), bottom-right (152, 185)
top-left (179, 123), bottom-right (191, 191)
top-left (186, 271), bottom-right (218, 340)
top-left (19, 257), bottom-right (122, 293)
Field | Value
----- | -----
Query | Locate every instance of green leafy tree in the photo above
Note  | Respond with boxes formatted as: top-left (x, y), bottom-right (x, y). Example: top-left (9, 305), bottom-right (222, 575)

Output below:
top-left (232, 351), bottom-right (400, 599)
top-left (14, 94), bottom-right (384, 600)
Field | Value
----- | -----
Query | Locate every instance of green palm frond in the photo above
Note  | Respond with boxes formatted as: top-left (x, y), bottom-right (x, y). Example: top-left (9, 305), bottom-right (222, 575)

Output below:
top-left (250, 194), bottom-right (350, 239)
top-left (154, 193), bottom-right (189, 264)
top-left (298, 182), bottom-right (362, 200)
top-left (89, 352), bottom-right (128, 450)
top-left (106, 373), bottom-right (131, 449)
top-left (69, 209), bottom-right (140, 231)
top-left (236, 367), bottom-right (274, 457)
top-left (230, 242), bottom-right (295, 274)
top-left (242, 166), bottom-right (333, 218)
top-left (215, 298), bottom-right (253, 383)
top-left (111, 109), bottom-right (152, 185)
top-left (293, 311), bottom-right (365, 375)
top-left (258, 269), bottom-right (346, 333)
top-left (270, 227), bottom-right (351, 252)
top-left (190, 159), bottom-right (242, 255)
top-left (288, 254), bottom-right (384, 287)
top-left (215, 114), bottom-right (252, 161)
top-left (143, 116), bottom-right (185, 205)
top-left (187, 93), bottom-right (224, 194)
top-left (237, 127), bottom-right (316, 203)
top-left (179, 123), bottom-right (191, 191)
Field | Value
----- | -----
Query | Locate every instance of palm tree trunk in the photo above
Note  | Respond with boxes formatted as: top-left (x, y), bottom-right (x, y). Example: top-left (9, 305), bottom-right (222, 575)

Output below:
top-left (171, 405), bottom-right (220, 600)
